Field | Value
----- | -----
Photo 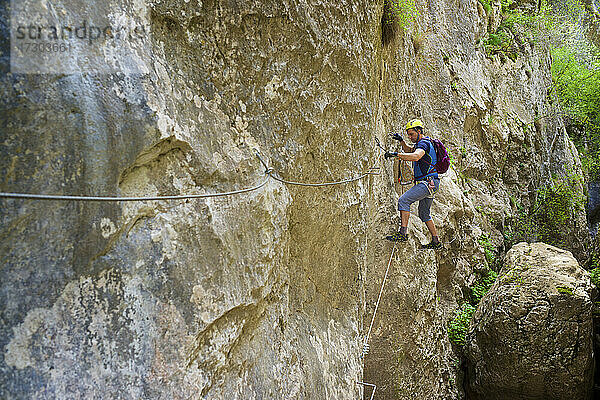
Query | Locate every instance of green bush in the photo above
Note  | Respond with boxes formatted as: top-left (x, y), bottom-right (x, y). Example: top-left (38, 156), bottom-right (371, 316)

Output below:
top-left (478, 234), bottom-right (500, 270)
top-left (545, 0), bottom-right (600, 180)
top-left (503, 174), bottom-right (585, 249)
top-left (534, 175), bottom-right (586, 244)
top-left (382, 0), bottom-right (418, 46)
top-left (448, 267), bottom-right (497, 346)
top-left (471, 269), bottom-right (498, 305)
top-left (556, 286), bottom-right (574, 295)
top-left (484, 28), bottom-right (518, 60)
top-left (590, 268), bottom-right (600, 289)
top-left (383, 0), bottom-right (419, 29)
top-left (448, 303), bottom-right (476, 346)
top-left (503, 206), bottom-right (538, 248)
top-left (481, 0), bottom-right (541, 60)
top-left (478, 0), bottom-right (491, 14)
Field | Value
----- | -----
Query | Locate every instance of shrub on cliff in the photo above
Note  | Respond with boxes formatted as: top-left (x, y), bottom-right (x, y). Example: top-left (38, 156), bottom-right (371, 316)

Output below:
top-left (381, 0), bottom-right (419, 46)
top-left (448, 303), bottom-right (476, 346)
top-left (448, 267), bottom-right (498, 346)
top-left (503, 174), bottom-right (586, 250)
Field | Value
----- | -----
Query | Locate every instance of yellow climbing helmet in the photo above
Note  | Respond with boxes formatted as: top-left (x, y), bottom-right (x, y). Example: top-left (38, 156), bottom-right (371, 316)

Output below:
top-left (406, 119), bottom-right (424, 131)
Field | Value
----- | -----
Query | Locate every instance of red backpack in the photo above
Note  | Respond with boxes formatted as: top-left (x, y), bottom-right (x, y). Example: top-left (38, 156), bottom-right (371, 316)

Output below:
top-left (427, 137), bottom-right (450, 174)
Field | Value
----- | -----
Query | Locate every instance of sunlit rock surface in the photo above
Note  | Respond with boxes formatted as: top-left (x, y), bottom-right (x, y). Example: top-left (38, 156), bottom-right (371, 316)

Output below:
top-left (465, 242), bottom-right (594, 400)
top-left (0, 0), bottom-right (590, 399)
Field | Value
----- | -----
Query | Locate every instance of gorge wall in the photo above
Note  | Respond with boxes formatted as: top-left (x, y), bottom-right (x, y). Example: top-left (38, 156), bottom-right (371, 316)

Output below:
top-left (0, 0), bottom-right (591, 399)
top-left (364, 0), bottom-right (591, 397)
top-left (1, 0), bottom-right (377, 398)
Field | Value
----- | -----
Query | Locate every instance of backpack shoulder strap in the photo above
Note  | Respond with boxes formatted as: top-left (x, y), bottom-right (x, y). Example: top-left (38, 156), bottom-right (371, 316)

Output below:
top-left (413, 137), bottom-right (436, 181)
top-left (418, 137), bottom-right (435, 166)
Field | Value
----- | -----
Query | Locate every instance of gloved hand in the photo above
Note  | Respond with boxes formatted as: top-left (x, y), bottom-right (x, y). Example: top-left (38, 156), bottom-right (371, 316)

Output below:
top-left (391, 132), bottom-right (404, 141)
top-left (385, 151), bottom-right (398, 159)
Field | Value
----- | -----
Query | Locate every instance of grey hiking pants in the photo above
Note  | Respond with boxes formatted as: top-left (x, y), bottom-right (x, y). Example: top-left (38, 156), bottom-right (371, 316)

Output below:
top-left (397, 178), bottom-right (440, 222)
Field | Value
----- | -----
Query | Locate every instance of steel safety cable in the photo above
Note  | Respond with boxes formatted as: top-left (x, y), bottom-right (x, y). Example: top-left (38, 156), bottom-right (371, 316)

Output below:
top-left (356, 381), bottom-right (376, 400)
top-left (359, 147), bottom-right (384, 343)
top-left (362, 240), bottom-right (398, 357)
top-left (0, 174), bottom-right (271, 202)
top-left (256, 146), bottom-right (380, 187)
top-left (0, 147), bottom-right (384, 202)
top-left (268, 170), bottom-right (378, 187)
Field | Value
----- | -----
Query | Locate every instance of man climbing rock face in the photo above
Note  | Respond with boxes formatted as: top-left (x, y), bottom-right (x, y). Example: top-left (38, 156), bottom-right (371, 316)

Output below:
top-left (384, 119), bottom-right (442, 250)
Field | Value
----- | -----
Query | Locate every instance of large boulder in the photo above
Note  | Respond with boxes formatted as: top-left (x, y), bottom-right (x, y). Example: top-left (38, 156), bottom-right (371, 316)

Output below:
top-left (465, 242), bottom-right (595, 400)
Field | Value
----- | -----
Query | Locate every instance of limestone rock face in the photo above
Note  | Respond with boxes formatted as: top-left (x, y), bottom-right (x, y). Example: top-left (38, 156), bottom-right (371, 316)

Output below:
top-left (465, 242), bottom-right (594, 400)
top-left (1, 0), bottom-right (377, 398)
top-left (0, 0), bottom-right (593, 399)
top-left (362, 0), bottom-right (589, 397)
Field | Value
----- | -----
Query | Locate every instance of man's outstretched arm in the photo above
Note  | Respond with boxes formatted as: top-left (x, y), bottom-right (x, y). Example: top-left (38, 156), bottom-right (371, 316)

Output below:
top-left (399, 148), bottom-right (425, 161)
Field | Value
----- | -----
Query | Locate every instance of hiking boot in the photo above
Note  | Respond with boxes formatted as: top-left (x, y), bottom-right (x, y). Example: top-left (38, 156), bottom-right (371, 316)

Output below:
top-left (385, 232), bottom-right (408, 242)
top-left (421, 241), bottom-right (442, 250)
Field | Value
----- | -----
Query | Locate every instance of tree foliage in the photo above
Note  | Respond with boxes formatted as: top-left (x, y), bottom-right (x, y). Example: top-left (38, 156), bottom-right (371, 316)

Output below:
top-left (503, 174), bottom-right (586, 249)
top-left (549, 0), bottom-right (600, 180)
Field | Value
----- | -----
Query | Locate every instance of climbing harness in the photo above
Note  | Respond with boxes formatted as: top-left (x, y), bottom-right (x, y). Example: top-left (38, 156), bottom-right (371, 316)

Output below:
top-left (419, 177), bottom-right (438, 198)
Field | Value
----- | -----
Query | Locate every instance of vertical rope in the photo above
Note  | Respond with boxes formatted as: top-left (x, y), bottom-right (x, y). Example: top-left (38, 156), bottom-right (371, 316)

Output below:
top-left (362, 241), bottom-right (397, 356)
